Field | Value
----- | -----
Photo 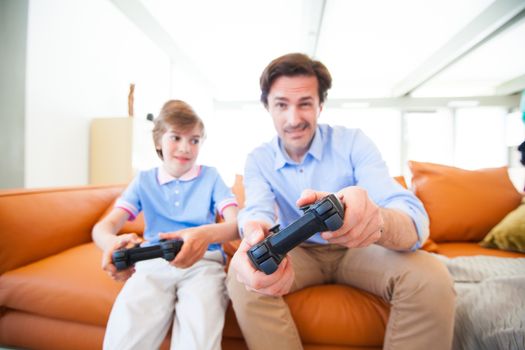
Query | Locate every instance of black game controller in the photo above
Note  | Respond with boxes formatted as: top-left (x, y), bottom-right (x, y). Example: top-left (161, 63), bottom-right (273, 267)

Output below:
top-left (247, 194), bottom-right (344, 275)
top-left (112, 239), bottom-right (183, 270)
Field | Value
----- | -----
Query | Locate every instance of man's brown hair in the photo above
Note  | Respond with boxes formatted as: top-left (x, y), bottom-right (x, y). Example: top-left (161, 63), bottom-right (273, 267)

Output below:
top-left (259, 53), bottom-right (332, 108)
top-left (152, 100), bottom-right (205, 160)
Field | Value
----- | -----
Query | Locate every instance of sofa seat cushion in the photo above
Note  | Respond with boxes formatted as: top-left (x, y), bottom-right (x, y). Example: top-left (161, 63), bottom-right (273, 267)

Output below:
top-left (224, 284), bottom-right (389, 347)
top-left (436, 242), bottom-right (525, 258)
top-left (0, 310), bottom-right (105, 350)
top-left (0, 243), bottom-right (122, 327)
top-left (287, 284), bottom-right (389, 346)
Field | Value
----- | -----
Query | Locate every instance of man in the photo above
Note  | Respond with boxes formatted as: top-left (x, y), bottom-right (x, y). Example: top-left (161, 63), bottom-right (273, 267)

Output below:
top-left (227, 53), bottom-right (455, 350)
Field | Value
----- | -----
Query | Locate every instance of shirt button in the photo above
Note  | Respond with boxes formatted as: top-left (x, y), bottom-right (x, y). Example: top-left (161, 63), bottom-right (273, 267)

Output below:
top-left (175, 189), bottom-right (180, 194)
top-left (175, 201), bottom-right (180, 207)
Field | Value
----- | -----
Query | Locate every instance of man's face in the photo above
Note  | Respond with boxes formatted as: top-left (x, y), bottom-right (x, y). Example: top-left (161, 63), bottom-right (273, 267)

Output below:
top-left (267, 75), bottom-right (322, 162)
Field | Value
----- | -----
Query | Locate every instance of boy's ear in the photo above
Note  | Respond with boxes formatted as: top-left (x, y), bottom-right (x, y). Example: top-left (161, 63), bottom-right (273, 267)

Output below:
top-left (156, 148), bottom-right (163, 160)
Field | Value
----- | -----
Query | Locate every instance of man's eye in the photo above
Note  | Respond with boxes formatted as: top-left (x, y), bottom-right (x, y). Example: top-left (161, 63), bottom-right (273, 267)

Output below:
top-left (300, 102), bottom-right (312, 108)
top-left (276, 103), bottom-right (287, 110)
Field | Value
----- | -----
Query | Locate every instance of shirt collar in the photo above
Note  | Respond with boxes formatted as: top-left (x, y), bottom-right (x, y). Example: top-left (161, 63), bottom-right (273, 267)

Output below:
top-left (157, 164), bottom-right (201, 185)
top-left (273, 125), bottom-right (323, 170)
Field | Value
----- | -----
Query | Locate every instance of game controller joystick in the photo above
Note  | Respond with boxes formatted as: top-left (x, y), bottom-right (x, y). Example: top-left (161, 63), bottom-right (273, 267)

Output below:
top-left (112, 239), bottom-right (183, 270)
top-left (247, 194), bottom-right (344, 275)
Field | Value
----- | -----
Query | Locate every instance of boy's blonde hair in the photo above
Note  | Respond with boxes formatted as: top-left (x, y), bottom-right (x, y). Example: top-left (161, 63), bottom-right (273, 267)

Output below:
top-left (152, 100), bottom-right (205, 160)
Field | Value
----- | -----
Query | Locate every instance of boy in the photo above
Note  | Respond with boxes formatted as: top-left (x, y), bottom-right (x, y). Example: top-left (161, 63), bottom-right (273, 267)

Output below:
top-left (92, 100), bottom-right (239, 350)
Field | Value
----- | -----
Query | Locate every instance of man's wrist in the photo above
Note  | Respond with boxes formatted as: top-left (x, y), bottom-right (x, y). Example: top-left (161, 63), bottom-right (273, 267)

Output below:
top-left (376, 208), bottom-right (419, 250)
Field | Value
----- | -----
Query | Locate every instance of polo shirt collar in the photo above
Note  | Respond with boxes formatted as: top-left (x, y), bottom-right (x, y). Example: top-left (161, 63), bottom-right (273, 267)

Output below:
top-left (273, 126), bottom-right (323, 170)
top-left (157, 164), bottom-right (201, 185)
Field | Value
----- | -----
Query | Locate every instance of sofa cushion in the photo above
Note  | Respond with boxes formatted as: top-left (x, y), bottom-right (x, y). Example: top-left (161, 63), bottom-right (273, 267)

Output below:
top-left (0, 243), bottom-right (122, 327)
top-left (0, 311), bottom-right (105, 350)
top-left (480, 198), bottom-right (525, 253)
top-left (408, 161), bottom-right (522, 242)
top-left (287, 285), bottom-right (388, 346)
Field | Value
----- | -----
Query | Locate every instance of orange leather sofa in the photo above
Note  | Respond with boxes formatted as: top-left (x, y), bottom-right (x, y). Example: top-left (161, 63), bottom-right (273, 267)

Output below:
top-left (0, 161), bottom-right (523, 350)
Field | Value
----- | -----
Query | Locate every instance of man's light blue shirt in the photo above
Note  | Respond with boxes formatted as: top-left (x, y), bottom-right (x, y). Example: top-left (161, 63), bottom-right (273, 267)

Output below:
top-left (238, 124), bottom-right (429, 250)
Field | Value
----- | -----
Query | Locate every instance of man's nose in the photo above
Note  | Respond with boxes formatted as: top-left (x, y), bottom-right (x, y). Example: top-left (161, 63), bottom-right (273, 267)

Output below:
top-left (285, 106), bottom-right (301, 125)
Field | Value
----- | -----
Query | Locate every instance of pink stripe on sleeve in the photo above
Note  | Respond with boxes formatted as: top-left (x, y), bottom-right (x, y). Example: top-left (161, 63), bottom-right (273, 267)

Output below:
top-left (218, 200), bottom-right (238, 218)
top-left (115, 199), bottom-right (139, 220)
top-left (116, 206), bottom-right (137, 221)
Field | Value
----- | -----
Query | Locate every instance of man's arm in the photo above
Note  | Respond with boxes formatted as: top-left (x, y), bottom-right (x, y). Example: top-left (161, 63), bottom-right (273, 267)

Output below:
top-left (237, 153), bottom-right (277, 235)
top-left (377, 208), bottom-right (418, 250)
top-left (343, 129), bottom-right (428, 250)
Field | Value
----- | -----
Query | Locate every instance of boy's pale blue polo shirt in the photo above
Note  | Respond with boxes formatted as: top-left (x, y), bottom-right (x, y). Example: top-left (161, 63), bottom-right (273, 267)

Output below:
top-left (116, 165), bottom-right (237, 251)
top-left (238, 124), bottom-right (429, 251)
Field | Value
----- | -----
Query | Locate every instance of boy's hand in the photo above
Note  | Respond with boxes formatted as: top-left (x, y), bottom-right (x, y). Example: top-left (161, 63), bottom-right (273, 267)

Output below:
top-left (160, 228), bottom-right (211, 268)
top-left (102, 233), bottom-right (142, 281)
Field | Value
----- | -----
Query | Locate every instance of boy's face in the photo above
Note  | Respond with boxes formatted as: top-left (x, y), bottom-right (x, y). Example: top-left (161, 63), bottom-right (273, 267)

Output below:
top-left (267, 75), bottom-right (322, 162)
top-left (159, 124), bottom-right (203, 178)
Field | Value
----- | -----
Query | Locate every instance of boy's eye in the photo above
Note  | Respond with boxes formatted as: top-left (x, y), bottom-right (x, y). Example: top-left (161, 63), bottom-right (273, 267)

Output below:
top-left (190, 138), bottom-right (200, 145)
top-left (169, 135), bottom-right (181, 142)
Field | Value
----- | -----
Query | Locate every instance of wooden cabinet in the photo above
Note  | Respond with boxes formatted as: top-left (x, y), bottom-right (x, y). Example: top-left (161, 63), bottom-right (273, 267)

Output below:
top-left (89, 117), bottom-right (133, 185)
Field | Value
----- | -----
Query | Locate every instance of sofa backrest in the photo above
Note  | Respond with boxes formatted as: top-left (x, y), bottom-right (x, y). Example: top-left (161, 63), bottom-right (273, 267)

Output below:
top-left (0, 185), bottom-right (124, 274)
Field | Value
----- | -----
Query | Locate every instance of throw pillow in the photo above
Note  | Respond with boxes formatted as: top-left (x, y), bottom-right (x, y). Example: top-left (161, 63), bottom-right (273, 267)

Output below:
top-left (480, 199), bottom-right (525, 253)
top-left (409, 161), bottom-right (522, 242)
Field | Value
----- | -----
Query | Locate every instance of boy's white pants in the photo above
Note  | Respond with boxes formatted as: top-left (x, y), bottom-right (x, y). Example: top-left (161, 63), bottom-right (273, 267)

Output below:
top-left (103, 250), bottom-right (228, 350)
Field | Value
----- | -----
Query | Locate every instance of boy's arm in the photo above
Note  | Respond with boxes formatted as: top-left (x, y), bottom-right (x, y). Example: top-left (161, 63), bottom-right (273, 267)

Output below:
top-left (159, 205), bottom-right (239, 268)
top-left (212, 205), bottom-right (240, 242)
top-left (92, 208), bottom-right (131, 250)
top-left (92, 208), bottom-right (142, 280)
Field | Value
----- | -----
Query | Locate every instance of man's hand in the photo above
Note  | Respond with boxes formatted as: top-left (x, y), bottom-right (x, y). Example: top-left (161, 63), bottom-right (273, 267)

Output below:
top-left (102, 233), bottom-right (142, 282)
top-left (231, 226), bottom-right (295, 296)
top-left (297, 188), bottom-right (383, 249)
top-left (160, 227), bottom-right (210, 268)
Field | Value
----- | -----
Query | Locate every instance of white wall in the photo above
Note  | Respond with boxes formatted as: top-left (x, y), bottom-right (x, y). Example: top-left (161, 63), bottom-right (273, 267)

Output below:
top-left (0, 0), bottom-right (28, 189)
top-left (25, 0), bottom-right (171, 188)
top-left (202, 106), bottom-right (276, 187)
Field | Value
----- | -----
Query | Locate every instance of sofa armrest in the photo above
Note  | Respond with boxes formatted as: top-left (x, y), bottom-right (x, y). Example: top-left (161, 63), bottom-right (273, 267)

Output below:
top-left (0, 185), bottom-right (124, 274)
